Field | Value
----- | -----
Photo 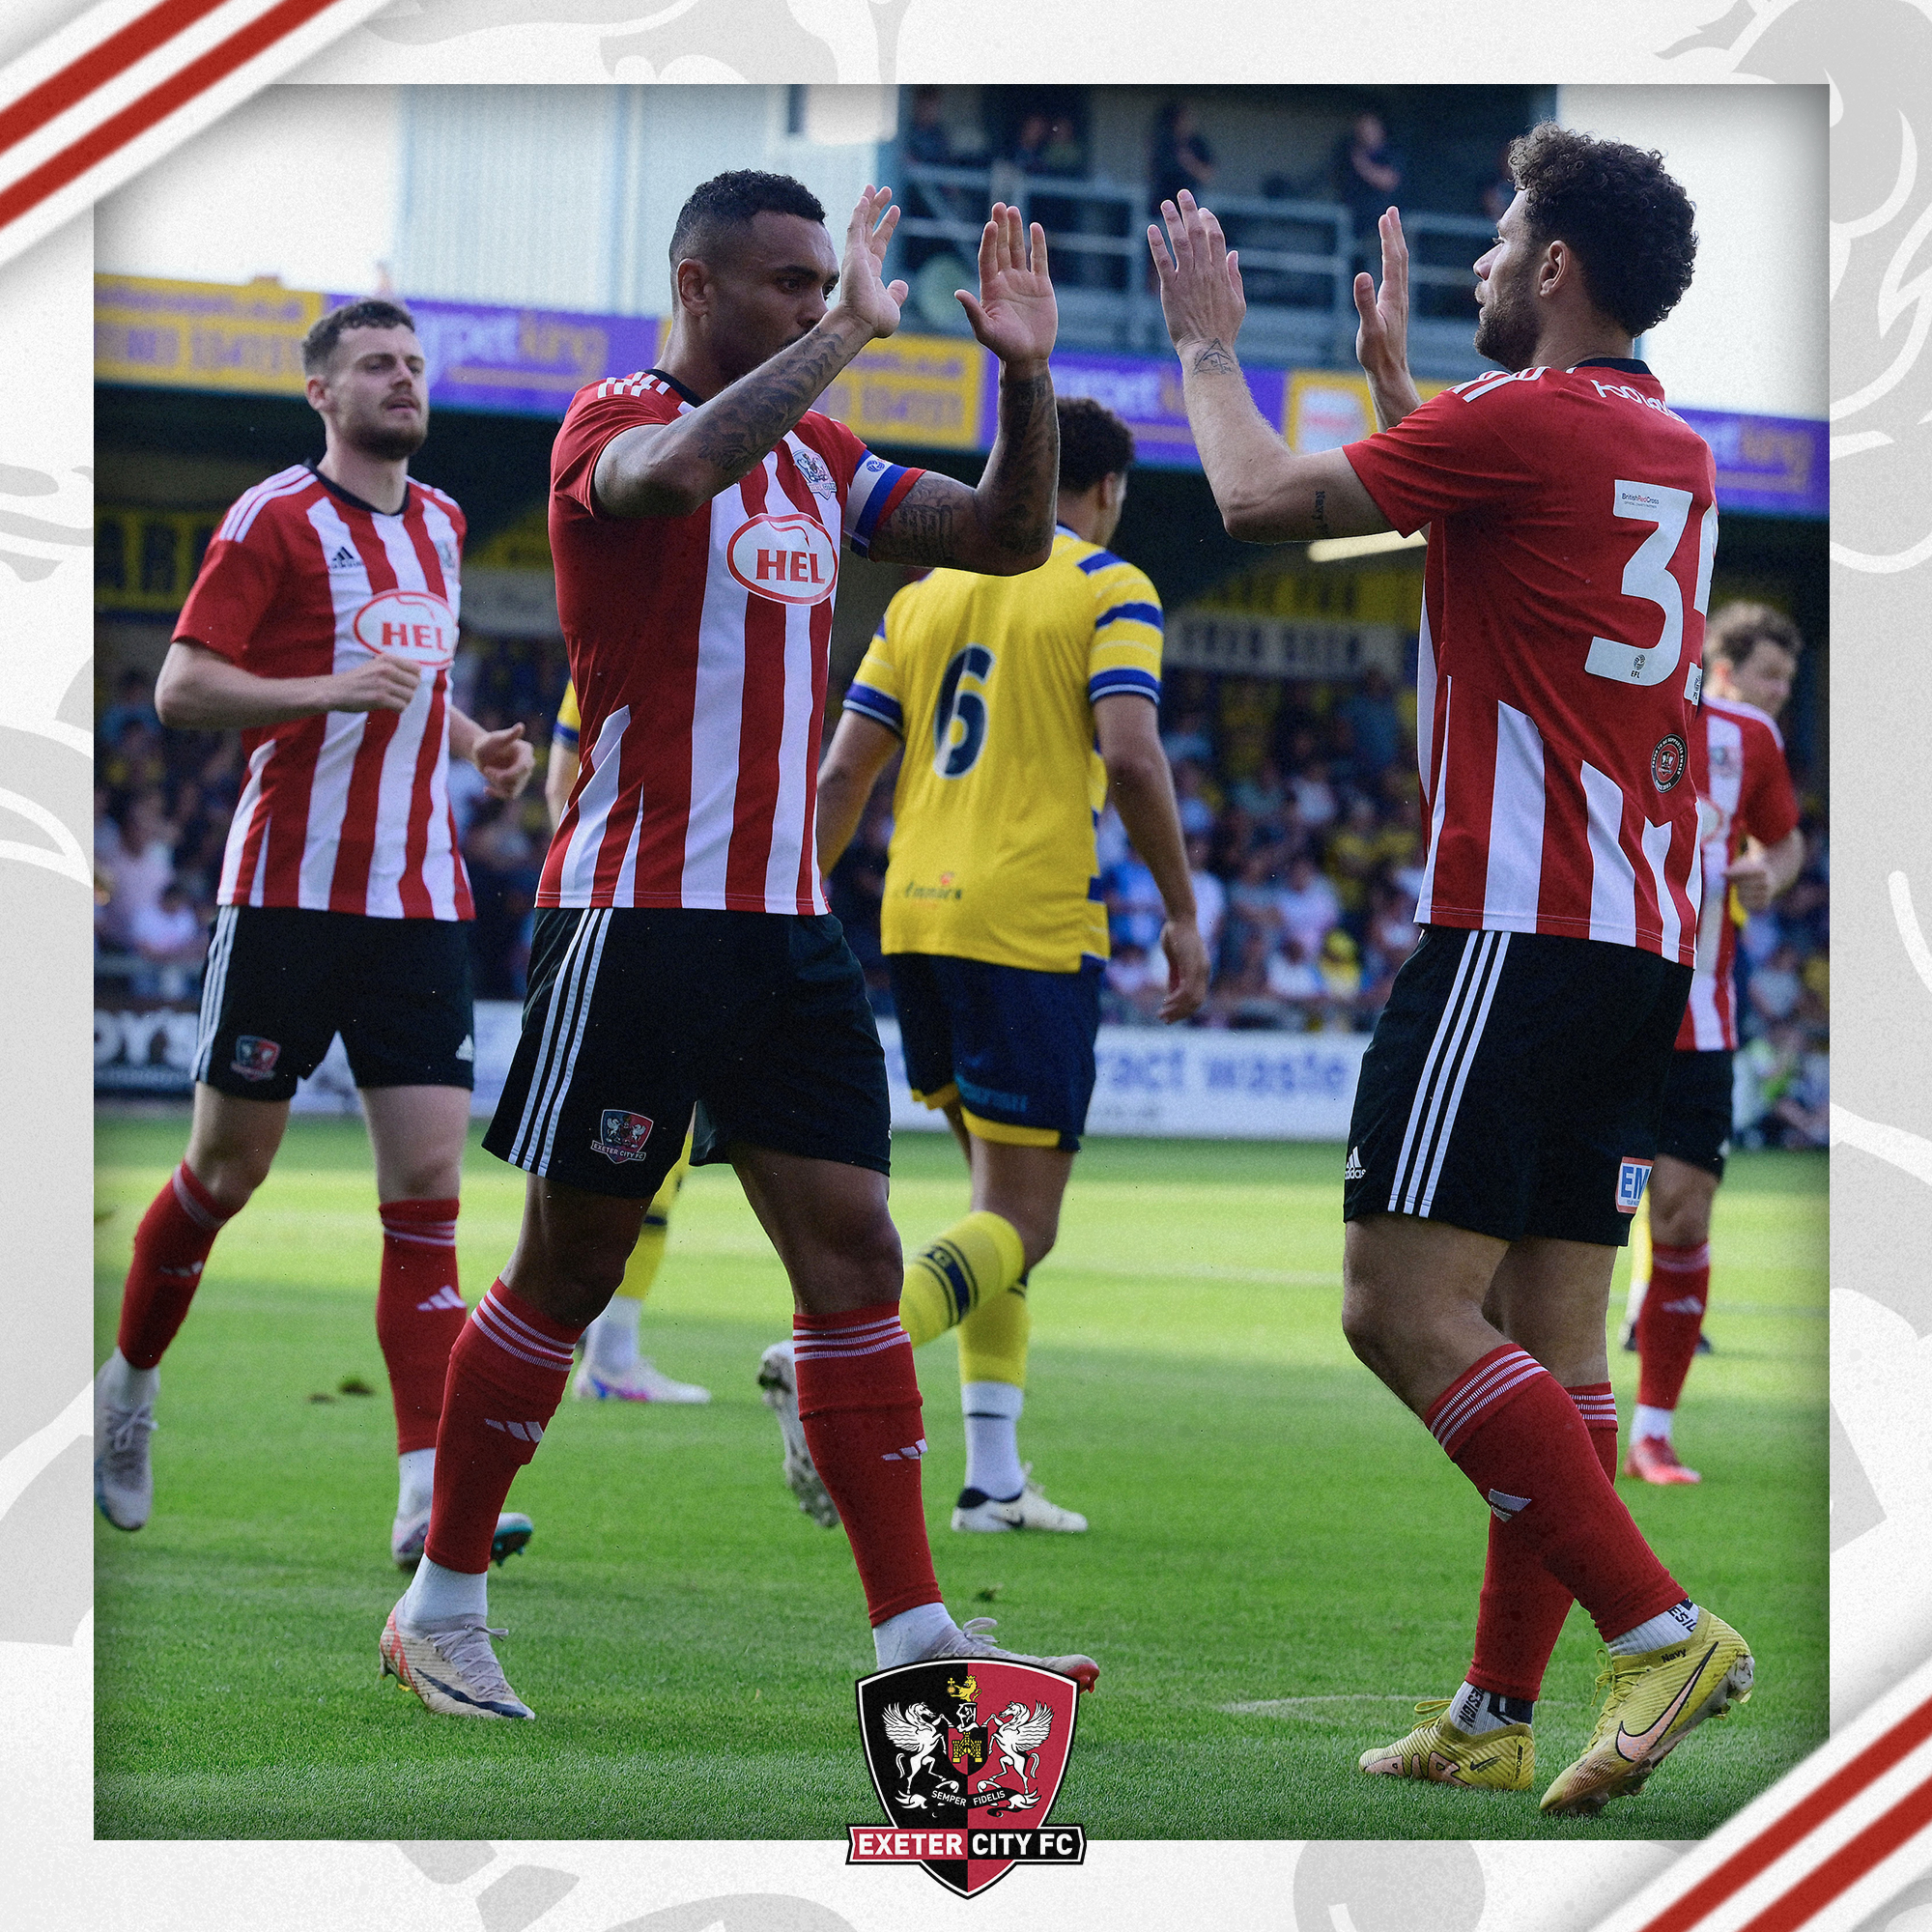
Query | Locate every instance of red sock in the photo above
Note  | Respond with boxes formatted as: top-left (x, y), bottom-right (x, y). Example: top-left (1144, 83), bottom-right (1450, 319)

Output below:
top-left (1635, 1242), bottom-right (1711, 1415)
top-left (1467, 1383), bottom-right (1619, 1702)
top-left (376, 1197), bottom-right (466, 1455)
top-left (422, 1281), bottom-right (579, 1575)
top-left (1428, 1346), bottom-right (1683, 1641)
top-left (793, 1303), bottom-right (943, 1626)
top-left (116, 1163), bottom-right (236, 1370)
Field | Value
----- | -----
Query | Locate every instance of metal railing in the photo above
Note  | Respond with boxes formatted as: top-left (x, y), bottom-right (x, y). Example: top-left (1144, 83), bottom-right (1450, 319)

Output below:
top-left (893, 161), bottom-right (1493, 370)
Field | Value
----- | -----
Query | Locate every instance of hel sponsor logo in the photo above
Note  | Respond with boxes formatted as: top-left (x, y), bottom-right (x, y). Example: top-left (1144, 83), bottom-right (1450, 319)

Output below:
top-left (854, 1656), bottom-right (1085, 1897)
top-left (592, 1108), bottom-right (656, 1163)
top-left (351, 588), bottom-right (458, 668)
top-left (230, 1035), bottom-right (281, 1081)
top-left (1651, 733), bottom-right (1689, 791)
top-left (725, 511), bottom-right (838, 607)
top-left (1616, 1155), bottom-right (1654, 1214)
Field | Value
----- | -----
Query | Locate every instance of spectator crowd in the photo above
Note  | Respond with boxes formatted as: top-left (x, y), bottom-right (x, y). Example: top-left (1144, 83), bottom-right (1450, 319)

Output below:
top-left (97, 636), bottom-right (1828, 1148)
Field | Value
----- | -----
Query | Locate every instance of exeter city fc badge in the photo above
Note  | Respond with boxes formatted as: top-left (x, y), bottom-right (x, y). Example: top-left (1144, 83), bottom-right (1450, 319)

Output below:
top-left (230, 1036), bottom-right (280, 1081)
top-left (849, 1658), bottom-right (1086, 1898)
top-left (590, 1108), bottom-right (654, 1163)
top-left (1651, 732), bottom-right (1688, 791)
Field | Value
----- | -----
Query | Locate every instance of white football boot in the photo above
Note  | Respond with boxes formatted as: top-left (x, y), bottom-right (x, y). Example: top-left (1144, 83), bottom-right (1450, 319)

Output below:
top-left (94, 1356), bottom-right (157, 1532)
top-left (380, 1605), bottom-right (534, 1719)
top-left (755, 1340), bottom-right (839, 1527)
top-left (952, 1464), bottom-right (1089, 1533)
top-left (572, 1356), bottom-right (711, 1404)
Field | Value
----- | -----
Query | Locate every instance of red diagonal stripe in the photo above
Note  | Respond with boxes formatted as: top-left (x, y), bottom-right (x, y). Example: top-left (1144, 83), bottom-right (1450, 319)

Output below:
top-left (0, 0), bottom-right (341, 232)
top-left (1639, 1695), bottom-right (1932, 1932)
top-left (0, 0), bottom-right (232, 157)
top-left (1738, 1769), bottom-right (1932, 1932)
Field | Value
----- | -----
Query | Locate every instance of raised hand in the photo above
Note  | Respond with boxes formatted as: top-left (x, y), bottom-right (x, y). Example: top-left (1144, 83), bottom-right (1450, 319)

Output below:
top-left (1148, 190), bottom-right (1245, 362)
top-left (472, 722), bottom-right (535, 800)
top-left (1353, 207), bottom-right (1411, 384)
top-left (330, 655), bottom-right (422, 714)
top-left (834, 185), bottom-right (910, 341)
top-left (955, 203), bottom-right (1058, 371)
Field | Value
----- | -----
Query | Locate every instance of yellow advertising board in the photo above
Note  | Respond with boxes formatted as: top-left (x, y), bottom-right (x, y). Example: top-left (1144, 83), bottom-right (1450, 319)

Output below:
top-left (95, 275), bottom-right (324, 394)
top-left (95, 506), bottom-right (221, 613)
top-left (818, 334), bottom-right (985, 449)
top-left (1285, 368), bottom-right (1451, 452)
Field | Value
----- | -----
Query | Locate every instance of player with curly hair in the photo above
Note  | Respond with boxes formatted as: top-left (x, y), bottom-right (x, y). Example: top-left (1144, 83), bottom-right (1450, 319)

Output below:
top-left (1151, 124), bottom-right (1753, 1816)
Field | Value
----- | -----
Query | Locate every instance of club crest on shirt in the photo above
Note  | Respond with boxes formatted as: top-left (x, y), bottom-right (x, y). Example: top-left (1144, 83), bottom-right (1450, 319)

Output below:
top-left (1650, 733), bottom-right (1688, 791)
top-left (725, 511), bottom-right (838, 608)
top-left (231, 1036), bottom-right (281, 1081)
top-left (592, 1108), bottom-right (655, 1163)
top-left (351, 587), bottom-right (458, 668)
top-left (791, 445), bottom-right (833, 492)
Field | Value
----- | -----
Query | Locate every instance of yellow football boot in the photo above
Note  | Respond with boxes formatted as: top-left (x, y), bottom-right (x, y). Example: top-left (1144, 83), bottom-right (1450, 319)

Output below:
top-left (1358, 1698), bottom-right (1534, 1791)
top-left (1540, 1608), bottom-right (1754, 1817)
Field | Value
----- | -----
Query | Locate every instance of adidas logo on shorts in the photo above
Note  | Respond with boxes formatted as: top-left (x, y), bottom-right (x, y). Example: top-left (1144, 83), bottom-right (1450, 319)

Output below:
top-left (1344, 1146), bottom-right (1366, 1180)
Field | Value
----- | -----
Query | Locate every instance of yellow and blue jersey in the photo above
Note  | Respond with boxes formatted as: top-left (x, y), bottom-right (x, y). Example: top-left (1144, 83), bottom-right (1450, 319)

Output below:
top-left (554, 681), bottom-right (581, 750)
top-left (842, 526), bottom-right (1163, 974)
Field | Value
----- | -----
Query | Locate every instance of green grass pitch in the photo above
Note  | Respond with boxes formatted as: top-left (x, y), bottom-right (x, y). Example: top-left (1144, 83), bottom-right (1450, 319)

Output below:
top-left (94, 1115), bottom-right (1826, 1840)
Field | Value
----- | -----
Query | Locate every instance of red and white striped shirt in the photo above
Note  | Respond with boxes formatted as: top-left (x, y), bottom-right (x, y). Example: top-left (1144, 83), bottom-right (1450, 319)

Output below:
top-left (1676, 695), bottom-right (1800, 1051)
top-left (538, 369), bottom-right (921, 915)
top-left (1345, 362), bottom-right (1719, 967)
top-left (176, 463), bottom-right (471, 920)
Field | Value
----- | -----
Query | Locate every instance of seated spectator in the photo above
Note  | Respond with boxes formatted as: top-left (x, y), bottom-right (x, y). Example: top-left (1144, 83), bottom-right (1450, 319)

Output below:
top-left (1170, 758), bottom-right (1220, 839)
top-left (101, 717), bottom-right (169, 799)
top-left (99, 668), bottom-right (161, 747)
top-left (1226, 845), bottom-right (1284, 946)
top-left (1213, 925), bottom-right (1296, 1031)
top-left (1318, 928), bottom-right (1365, 1030)
top-left (1186, 833), bottom-right (1227, 971)
top-left (98, 789), bottom-right (177, 952)
top-left (1229, 758), bottom-right (1287, 819)
top-left (1106, 849), bottom-right (1166, 952)
top-left (1339, 668), bottom-right (1402, 787)
top-left (1323, 794), bottom-right (1383, 921)
top-left (1105, 941), bottom-right (1168, 1023)
top-left (128, 880), bottom-right (207, 999)
top-left (1161, 703), bottom-right (1215, 768)
top-left (1747, 941), bottom-right (1804, 1033)
top-left (1266, 933), bottom-right (1323, 1004)
top-left (1285, 734), bottom-right (1339, 833)
top-left (1276, 851), bottom-right (1342, 957)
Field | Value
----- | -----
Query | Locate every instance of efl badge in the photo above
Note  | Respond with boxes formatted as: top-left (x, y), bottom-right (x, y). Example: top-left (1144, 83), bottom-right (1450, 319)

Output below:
top-left (850, 1657), bottom-right (1086, 1898)
top-left (591, 1108), bottom-right (655, 1163)
top-left (1650, 732), bottom-right (1688, 791)
top-left (230, 1036), bottom-right (281, 1081)
top-left (1616, 1155), bottom-right (1654, 1215)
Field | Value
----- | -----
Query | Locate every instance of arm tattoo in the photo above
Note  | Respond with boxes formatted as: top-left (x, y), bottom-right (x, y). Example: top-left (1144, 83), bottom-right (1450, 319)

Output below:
top-left (983, 368), bottom-right (1057, 557)
top-left (682, 326), bottom-right (857, 479)
top-left (1312, 489), bottom-right (1333, 539)
top-left (871, 369), bottom-right (1057, 568)
top-left (872, 473), bottom-right (964, 564)
top-left (1192, 339), bottom-right (1239, 377)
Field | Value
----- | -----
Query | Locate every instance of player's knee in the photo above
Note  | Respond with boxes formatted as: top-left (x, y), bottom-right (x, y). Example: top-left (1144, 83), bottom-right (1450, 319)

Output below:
top-left (187, 1145), bottom-right (273, 1211)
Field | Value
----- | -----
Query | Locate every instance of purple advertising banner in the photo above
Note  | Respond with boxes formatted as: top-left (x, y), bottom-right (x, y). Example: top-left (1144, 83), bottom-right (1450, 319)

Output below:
top-left (1005, 348), bottom-right (1286, 470)
top-left (329, 293), bottom-right (663, 418)
top-left (1679, 407), bottom-right (1828, 519)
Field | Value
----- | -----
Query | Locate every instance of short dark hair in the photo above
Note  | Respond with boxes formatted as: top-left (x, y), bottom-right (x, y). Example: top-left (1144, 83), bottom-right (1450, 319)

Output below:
top-left (301, 298), bottom-right (416, 376)
top-left (1058, 397), bottom-right (1135, 495)
top-left (1508, 123), bottom-right (1697, 337)
top-left (669, 171), bottom-right (826, 270)
top-left (1706, 601), bottom-right (1804, 668)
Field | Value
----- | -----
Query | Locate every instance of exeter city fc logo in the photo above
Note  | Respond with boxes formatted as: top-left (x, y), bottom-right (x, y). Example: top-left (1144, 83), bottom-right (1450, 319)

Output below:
top-left (849, 1657), bottom-right (1086, 1898)
top-left (591, 1108), bottom-right (655, 1163)
top-left (1650, 732), bottom-right (1688, 791)
top-left (230, 1035), bottom-right (281, 1081)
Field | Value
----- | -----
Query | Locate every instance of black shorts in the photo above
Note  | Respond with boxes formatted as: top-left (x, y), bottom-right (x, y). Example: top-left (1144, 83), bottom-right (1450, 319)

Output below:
top-left (888, 952), bottom-right (1102, 1151)
top-left (1343, 926), bottom-right (1692, 1248)
top-left (482, 907), bottom-right (891, 1201)
top-left (1656, 1049), bottom-right (1733, 1179)
top-left (192, 905), bottom-right (475, 1103)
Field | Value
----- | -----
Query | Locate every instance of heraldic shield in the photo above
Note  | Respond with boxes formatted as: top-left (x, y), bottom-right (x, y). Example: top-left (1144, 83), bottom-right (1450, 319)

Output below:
top-left (850, 1657), bottom-right (1087, 1898)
